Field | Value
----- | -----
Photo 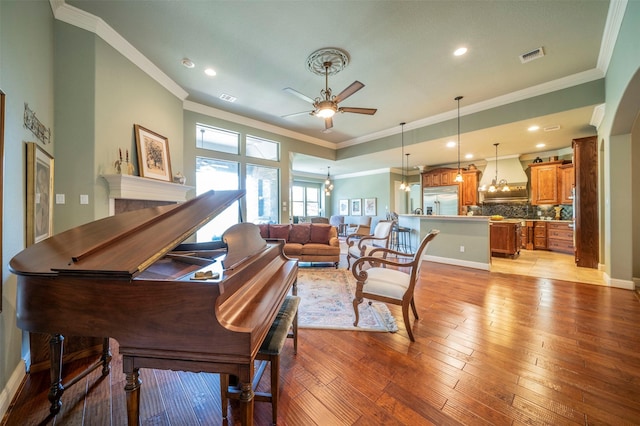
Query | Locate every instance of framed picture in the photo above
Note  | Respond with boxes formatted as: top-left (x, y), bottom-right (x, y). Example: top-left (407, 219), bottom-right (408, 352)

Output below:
top-left (26, 142), bottom-right (54, 246)
top-left (350, 198), bottom-right (362, 216)
top-left (134, 124), bottom-right (172, 182)
top-left (338, 199), bottom-right (349, 216)
top-left (364, 197), bottom-right (377, 216)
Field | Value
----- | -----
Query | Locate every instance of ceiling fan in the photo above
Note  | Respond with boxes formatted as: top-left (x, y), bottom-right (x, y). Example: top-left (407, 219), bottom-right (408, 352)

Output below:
top-left (283, 60), bottom-right (377, 131)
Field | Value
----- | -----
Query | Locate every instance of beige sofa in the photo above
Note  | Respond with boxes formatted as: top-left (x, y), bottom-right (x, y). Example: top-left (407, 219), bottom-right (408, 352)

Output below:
top-left (258, 223), bottom-right (340, 267)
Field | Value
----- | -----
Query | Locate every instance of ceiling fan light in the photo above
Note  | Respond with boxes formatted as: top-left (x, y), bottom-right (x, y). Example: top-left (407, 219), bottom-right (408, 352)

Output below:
top-left (316, 100), bottom-right (337, 118)
top-left (317, 108), bottom-right (335, 118)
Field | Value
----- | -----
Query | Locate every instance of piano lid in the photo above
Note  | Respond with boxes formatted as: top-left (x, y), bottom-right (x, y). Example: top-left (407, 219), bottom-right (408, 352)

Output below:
top-left (9, 190), bottom-right (245, 278)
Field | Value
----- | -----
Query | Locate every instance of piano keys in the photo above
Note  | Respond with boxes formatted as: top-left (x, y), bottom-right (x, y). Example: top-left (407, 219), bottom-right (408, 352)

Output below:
top-left (10, 190), bottom-right (298, 425)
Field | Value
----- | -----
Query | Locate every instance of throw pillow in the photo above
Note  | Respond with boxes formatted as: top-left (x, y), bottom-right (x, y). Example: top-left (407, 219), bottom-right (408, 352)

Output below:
top-left (289, 223), bottom-right (310, 244)
top-left (257, 224), bottom-right (269, 239)
top-left (309, 224), bottom-right (331, 244)
top-left (269, 224), bottom-right (290, 241)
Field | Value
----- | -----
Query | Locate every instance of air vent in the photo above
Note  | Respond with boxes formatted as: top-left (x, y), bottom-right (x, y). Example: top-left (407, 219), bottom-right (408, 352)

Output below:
top-left (219, 94), bottom-right (237, 103)
top-left (543, 124), bottom-right (561, 132)
top-left (519, 47), bottom-right (545, 64)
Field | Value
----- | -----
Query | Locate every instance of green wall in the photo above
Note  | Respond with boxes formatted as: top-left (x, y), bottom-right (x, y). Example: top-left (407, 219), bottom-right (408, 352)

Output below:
top-left (1, 0), bottom-right (55, 414)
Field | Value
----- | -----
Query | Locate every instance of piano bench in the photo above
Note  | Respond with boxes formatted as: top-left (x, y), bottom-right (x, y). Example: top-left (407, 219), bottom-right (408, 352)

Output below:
top-left (221, 295), bottom-right (300, 425)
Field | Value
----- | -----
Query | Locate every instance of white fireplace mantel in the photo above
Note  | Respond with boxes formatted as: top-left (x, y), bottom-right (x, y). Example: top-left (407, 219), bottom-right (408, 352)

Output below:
top-left (102, 174), bottom-right (193, 204)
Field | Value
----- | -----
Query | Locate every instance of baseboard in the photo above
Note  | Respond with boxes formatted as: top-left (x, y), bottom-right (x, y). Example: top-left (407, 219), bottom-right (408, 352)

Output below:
top-left (604, 272), bottom-right (636, 290)
top-left (0, 359), bottom-right (27, 420)
top-left (424, 255), bottom-right (490, 271)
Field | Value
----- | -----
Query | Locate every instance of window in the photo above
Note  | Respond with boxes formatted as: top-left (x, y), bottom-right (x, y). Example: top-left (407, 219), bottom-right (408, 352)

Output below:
top-left (291, 182), bottom-right (321, 218)
top-left (195, 157), bottom-right (239, 241)
top-left (246, 164), bottom-right (279, 224)
top-left (246, 135), bottom-right (279, 161)
top-left (196, 123), bottom-right (239, 155)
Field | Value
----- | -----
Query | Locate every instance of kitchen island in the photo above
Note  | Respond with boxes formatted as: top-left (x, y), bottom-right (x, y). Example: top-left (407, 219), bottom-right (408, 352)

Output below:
top-left (398, 214), bottom-right (490, 270)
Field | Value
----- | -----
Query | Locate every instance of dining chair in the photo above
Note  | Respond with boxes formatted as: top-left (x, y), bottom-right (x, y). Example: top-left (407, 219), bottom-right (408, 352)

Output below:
top-left (350, 230), bottom-right (440, 341)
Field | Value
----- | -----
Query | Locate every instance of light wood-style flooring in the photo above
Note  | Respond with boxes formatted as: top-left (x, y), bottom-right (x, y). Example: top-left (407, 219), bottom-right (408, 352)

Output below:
top-left (3, 249), bottom-right (638, 425)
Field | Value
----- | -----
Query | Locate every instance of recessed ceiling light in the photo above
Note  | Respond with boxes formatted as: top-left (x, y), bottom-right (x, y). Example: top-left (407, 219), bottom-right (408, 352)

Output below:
top-left (454, 47), bottom-right (468, 56)
top-left (465, 154), bottom-right (473, 159)
top-left (204, 68), bottom-right (217, 77)
top-left (446, 140), bottom-right (456, 148)
top-left (536, 143), bottom-right (546, 148)
top-left (181, 58), bottom-right (195, 68)
top-left (528, 125), bottom-right (540, 132)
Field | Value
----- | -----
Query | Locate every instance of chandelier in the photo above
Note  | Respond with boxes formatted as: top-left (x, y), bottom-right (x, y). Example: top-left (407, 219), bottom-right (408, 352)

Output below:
top-left (487, 143), bottom-right (510, 192)
top-left (324, 166), bottom-right (334, 196)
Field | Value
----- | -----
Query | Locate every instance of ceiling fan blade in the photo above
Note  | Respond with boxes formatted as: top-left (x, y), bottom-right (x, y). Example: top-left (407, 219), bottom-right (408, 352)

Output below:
top-left (283, 87), bottom-right (314, 104)
top-left (282, 110), bottom-right (313, 118)
top-left (325, 117), bottom-right (333, 130)
top-left (334, 81), bottom-right (365, 103)
top-left (340, 107), bottom-right (377, 115)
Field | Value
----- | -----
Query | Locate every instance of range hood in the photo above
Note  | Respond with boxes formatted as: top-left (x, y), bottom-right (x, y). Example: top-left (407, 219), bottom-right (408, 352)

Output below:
top-left (479, 155), bottom-right (529, 202)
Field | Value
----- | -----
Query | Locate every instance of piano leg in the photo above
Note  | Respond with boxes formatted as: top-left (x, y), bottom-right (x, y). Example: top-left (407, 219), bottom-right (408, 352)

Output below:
top-left (47, 334), bottom-right (64, 414)
top-left (124, 367), bottom-right (141, 426)
top-left (238, 380), bottom-right (255, 426)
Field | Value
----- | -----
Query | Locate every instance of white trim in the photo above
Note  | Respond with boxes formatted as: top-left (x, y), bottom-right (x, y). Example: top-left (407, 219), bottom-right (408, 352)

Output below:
top-left (604, 272), bottom-right (636, 290)
top-left (50, 0), bottom-right (188, 100)
top-left (101, 174), bottom-right (193, 215)
top-left (424, 255), bottom-right (490, 271)
top-left (0, 360), bottom-right (27, 420)
top-left (590, 103), bottom-right (606, 129)
top-left (339, 68), bottom-right (605, 149)
top-left (597, 0), bottom-right (628, 73)
top-left (184, 101), bottom-right (332, 148)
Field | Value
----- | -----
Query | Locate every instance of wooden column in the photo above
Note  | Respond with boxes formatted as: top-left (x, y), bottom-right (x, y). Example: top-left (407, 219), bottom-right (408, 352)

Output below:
top-left (573, 135), bottom-right (599, 268)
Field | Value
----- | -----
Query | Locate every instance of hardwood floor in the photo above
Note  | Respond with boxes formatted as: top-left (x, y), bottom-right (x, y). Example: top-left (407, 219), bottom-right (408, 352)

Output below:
top-left (3, 254), bottom-right (639, 425)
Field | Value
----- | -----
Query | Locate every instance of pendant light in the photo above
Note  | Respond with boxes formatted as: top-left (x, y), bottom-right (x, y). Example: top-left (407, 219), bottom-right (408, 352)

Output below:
top-left (324, 166), bottom-right (334, 196)
top-left (454, 96), bottom-right (464, 183)
top-left (399, 122), bottom-right (407, 191)
top-left (405, 153), bottom-right (411, 192)
top-left (487, 143), bottom-right (510, 193)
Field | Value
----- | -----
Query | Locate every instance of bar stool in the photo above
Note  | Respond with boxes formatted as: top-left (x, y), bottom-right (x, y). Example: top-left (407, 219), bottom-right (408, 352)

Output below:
top-left (392, 223), bottom-right (412, 253)
top-left (221, 295), bottom-right (300, 425)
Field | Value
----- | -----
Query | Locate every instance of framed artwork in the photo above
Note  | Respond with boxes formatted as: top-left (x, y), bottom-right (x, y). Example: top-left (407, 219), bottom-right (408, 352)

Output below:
top-left (134, 124), bottom-right (172, 182)
top-left (338, 199), bottom-right (349, 216)
top-left (26, 142), bottom-right (54, 246)
top-left (364, 197), bottom-right (377, 216)
top-left (350, 198), bottom-right (362, 216)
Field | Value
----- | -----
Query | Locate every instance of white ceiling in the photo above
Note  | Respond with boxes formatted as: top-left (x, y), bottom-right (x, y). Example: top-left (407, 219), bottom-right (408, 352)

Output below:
top-left (63, 0), bottom-right (613, 177)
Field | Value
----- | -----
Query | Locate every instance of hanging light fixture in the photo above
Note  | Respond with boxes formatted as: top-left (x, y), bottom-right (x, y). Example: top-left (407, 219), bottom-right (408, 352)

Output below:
top-left (405, 153), bottom-right (412, 192)
top-left (454, 96), bottom-right (464, 183)
top-left (399, 122), bottom-right (407, 191)
top-left (324, 166), bottom-right (334, 196)
top-left (487, 143), bottom-right (510, 193)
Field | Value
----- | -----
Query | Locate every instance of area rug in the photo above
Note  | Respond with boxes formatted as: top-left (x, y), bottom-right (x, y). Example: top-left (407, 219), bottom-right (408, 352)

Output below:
top-left (294, 268), bottom-right (398, 333)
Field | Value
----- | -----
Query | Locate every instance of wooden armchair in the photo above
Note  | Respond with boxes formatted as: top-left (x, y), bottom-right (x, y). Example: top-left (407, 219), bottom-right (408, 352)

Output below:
top-left (345, 220), bottom-right (395, 269)
top-left (350, 230), bottom-right (440, 341)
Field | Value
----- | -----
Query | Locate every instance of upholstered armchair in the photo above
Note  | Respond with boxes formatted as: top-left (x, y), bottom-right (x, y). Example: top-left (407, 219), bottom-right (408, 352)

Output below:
top-left (345, 220), bottom-right (395, 268)
top-left (345, 216), bottom-right (371, 236)
top-left (350, 230), bottom-right (440, 342)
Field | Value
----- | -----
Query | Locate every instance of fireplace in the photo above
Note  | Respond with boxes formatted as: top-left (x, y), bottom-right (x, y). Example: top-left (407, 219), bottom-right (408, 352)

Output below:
top-left (102, 174), bottom-right (193, 215)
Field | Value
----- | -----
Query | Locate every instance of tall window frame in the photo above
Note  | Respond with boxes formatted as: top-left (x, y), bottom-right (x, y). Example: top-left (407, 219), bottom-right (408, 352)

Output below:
top-left (291, 181), bottom-right (322, 219)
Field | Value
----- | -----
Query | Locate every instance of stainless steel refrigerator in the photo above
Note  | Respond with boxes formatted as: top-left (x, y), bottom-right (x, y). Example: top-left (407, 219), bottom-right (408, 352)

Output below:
top-left (423, 186), bottom-right (459, 215)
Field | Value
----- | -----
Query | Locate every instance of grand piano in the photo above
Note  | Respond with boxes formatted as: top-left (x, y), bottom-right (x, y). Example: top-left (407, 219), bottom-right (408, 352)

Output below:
top-left (9, 189), bottom-right (298, 425)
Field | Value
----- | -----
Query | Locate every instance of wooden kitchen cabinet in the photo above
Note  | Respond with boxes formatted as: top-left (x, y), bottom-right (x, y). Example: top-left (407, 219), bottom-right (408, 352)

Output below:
top-left (529, 161), bottom-right (564, 205)
top-left (521, 220), bottom-right (534, 250)
top-left (547, 222), bottom-right (574, 254)
top-left (573, 136), bottom-right (598, 268)
top-left (421, 167), bottom-right (457, 188)
top-left (534, 221), bottom-right (547, 249)
top-left (559, 163), bottom-right (574, 205)
top-left (461, 170), bottom-right (480, 206)
top-left (490, 221), bottom-right (521, 258)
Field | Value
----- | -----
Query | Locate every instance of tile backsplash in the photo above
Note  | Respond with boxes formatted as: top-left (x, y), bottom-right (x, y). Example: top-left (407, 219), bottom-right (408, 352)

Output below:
top-left (471, 202), bottom-right (573, 220)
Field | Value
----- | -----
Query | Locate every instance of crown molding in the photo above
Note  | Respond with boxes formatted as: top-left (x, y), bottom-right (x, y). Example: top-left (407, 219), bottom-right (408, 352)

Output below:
top-left (590, 103), bottom-right (606, 129)
top-left (183, 101), bottom-right (332, 148)
top-left (49, 0), bottom-right (188, 100)
top-left (597, 0), bottom-right (628, 73)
